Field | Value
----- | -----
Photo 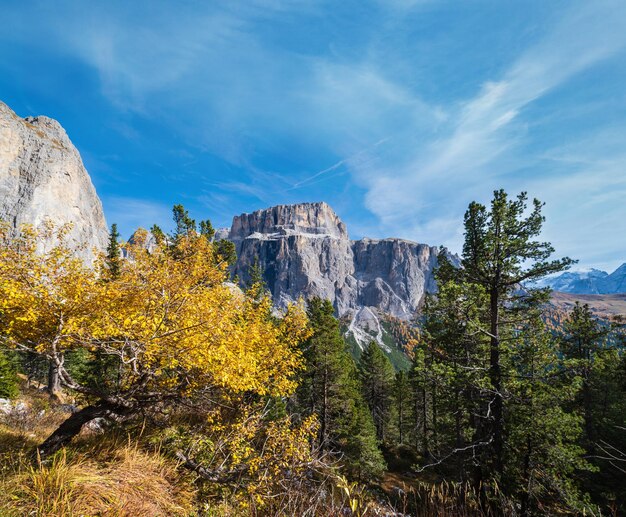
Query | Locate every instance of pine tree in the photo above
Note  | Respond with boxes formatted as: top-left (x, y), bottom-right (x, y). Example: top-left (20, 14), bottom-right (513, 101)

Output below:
top-left (561, 302), bottom-right (611, 446)
top-left (150, 224), bottom-right (166, 245)
top-left (416, 262), bottom-right (488, 475)
top-left (215, 239), bottom-right (237, 266)
top-left (172, 204), bottom-right (196, 239)
top-left (199, 219), bottom-right (215, 241)
top-left (105, 223), bottom-right (122, 279)
top-left (293, 298), bottom-right (385, 479)
top-left (412, 191), bottom-right (587, 512)
top-left (394, 370), bottom-right (412, 445)
top-left (560, 303), bottom-right (626, 512)
top-left (460, 190), bottom-right (574, 479)
top-left (344, 399), bottom-right (386, 481)
top-left (360, 341), bottom-right (396, 443)
top-left (508, 315), bottom-right (590, 515)
top-left (247, 259), bottom-right (269, 301)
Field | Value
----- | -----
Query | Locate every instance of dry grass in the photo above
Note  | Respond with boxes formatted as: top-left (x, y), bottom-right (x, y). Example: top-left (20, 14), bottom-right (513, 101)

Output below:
top-left (0, 390), bottom-right (394, 516)
top-left (0, 421), bottom-right (196, 516)
top-left (379, 472), bottom-right (515, 516)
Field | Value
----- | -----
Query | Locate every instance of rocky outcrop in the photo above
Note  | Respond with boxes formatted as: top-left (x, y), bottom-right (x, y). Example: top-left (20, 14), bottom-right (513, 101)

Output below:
top-left (232, 203), bottom-right (357, 313)
top-left (230, 202), bottom-right (348, 241)
top-left (229, 202), bottom-right (453, 348)
top-left (352, 238), bottom-right (440, 319)
top-left (0, 101), bottom-right (108, 262)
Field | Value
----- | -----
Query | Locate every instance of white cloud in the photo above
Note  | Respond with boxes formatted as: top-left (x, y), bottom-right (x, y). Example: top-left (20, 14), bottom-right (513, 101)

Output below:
top-left (4, 0), bottom-right (626, 268)
top-left (344, 0), bottom-right (626, 260)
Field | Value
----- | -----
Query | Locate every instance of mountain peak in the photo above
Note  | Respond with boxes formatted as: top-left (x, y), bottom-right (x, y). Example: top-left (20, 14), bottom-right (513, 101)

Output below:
top-left (229, 201), bottom-right (348, 241)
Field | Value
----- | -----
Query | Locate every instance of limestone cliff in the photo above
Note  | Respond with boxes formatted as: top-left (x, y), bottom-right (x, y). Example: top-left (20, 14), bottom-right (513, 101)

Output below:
top-left (0, 101), bottom-right (108, 261)
top-left (229, 202), bottom-right (453, 349)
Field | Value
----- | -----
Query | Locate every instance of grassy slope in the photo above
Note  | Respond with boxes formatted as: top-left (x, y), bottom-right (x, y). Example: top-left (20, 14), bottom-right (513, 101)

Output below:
top-left (550, 292), bottom-right (626, 319)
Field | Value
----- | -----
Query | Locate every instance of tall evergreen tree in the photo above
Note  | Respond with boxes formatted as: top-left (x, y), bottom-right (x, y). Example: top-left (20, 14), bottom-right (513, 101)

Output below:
top-left (560, 303), bottom-right (626, 512)
top-left (215, 239), bottom-right (237, 266)
top-left (508, 315), bottom-right (590, 515)
top-left (172, 204), bottom-right (196, 239)
top-left (105, 223), bottom-right (122, 279)
top-left (150, 224), bottom-right (166, 245)
top-left (561, 302), bottom-right (611, 445)
top-left (199, 219), bottom-right (215, 241)
top-left (416, 258), bottom-right (488, 476)
top-left (246, 259), bottom-right (269, 301)
top-left (360, 341), bottom-right (396, 443)
top-left (460, 190), bottom-right (574, 479)
top-left (393, 370), bottom-right (412, 445)
top-left (412, 191), bottom-right (588, 512)
top-left (293, 298), bottom-right (385, 479)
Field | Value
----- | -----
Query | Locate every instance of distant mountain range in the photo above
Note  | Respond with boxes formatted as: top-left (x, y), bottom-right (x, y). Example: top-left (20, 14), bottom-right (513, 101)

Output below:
top-left (531, 264), bottom-right (626, 294)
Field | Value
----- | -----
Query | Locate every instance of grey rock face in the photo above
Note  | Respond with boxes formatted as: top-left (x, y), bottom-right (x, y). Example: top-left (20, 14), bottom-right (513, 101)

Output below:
top-left (214, 227), bottom-right (230, 241)
top-left (229, 202), bottom-right (451, 347)
top-left (123, 228), bottom-right (160, 256)
top-left (232, 203), bottom-right (356, 312)
top-left (230, 201), bottom-right (347, 242)
top-left (0, 101), bottom-right (108, 262)
top-left (352, 238), bottom-right (440, 319)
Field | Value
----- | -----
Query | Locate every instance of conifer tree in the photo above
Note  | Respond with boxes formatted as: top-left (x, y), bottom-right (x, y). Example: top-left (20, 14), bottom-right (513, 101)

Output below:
top-left (560, 303), bottom-right (626, 511)
top-left (172, 204), bottom-right (196, 238)
top-left (508, 315), bottom-right (590, 514)
top-left (247, 259), bottom-right (269, 301)
top-left (460, 190), bottom-right (574, 479)
top-left (150, 224), bottom-right (166, 245)
top-left (394, 370), bottom-right (412, 445)
top-left (360, 341), bottom-right (396, 443)
top-left (199, 219), bottom-right (215, 241)
top-left (215, 239), bottom-right (237, 266)
top-left (561, 302), bottom-right (611, 445)
top-left (413, 191), bottom-right (587, 512)
top-left (105, 223), bottom-right (121, 279)
top-left (416, 261), bottom-right (488, 474)
top-left (293, 298), bottom-right (385, 479)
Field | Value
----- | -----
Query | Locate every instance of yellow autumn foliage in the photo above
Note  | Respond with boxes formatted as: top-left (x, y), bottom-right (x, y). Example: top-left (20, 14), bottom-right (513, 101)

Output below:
top-left (0, 222), bottom-right (100, 357)
top-left (0, 222), bottom-right (310, 402)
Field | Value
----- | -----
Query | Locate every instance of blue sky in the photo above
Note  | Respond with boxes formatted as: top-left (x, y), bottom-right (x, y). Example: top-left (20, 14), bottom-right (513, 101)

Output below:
top-left (1, 0), bottom-right (626, 271)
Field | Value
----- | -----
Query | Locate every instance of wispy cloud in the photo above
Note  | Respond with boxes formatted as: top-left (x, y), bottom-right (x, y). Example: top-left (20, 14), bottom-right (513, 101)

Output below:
top-left (2, 0), bottom-right (626, 268)
top-left (347, 0), bottom-right (626, 259)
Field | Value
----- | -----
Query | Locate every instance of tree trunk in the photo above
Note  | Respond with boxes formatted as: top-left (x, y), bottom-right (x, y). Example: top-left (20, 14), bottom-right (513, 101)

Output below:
top-left (36, 401), bottom-right (131, 461)
top-left (520, 437), bottom-right (532, 517)
top-left (320, 358), bottom-right (328, 451)
top-left (490, 288), bottom-right (503, 476)
top-left (422, 386), bottom-right (429, 459)
top-left (47, 359), bottom-right (62, 400)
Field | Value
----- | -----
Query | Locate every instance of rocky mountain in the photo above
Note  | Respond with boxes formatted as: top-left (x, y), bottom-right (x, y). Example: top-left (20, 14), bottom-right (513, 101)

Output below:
top-left (533, 264), bottom-right (626, 294)
top-left (227, 202), bottom-right (454, 350)
top-left (0, 101), bottom-right (108, 262)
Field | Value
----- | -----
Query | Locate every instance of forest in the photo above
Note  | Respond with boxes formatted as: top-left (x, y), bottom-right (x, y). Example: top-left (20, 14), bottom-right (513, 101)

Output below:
top-left (1, 190), bottom-right (625, 516)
